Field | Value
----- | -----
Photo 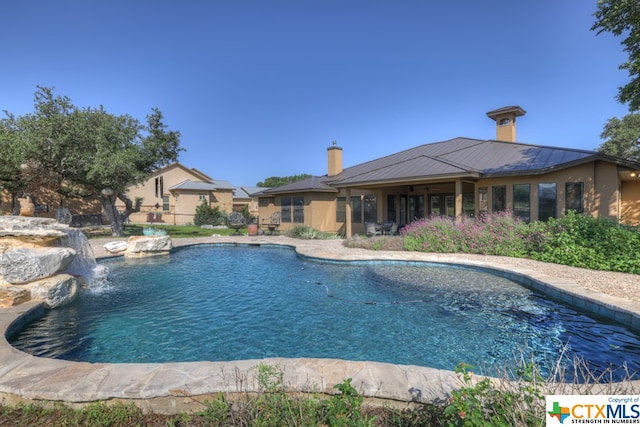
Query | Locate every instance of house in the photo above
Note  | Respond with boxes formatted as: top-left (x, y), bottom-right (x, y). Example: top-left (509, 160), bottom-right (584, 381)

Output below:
top-left (233, 186), bottom-right (266, 220)
top-left (256, 106), bottom-right (640, 237)
top-left (1, 188), bottom-right (101, 222)
top-left (121, 163), bottom-right (245, 225)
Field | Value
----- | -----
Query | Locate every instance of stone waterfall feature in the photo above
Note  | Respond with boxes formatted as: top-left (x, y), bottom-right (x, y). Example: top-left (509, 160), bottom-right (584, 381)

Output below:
top-left (0, 216), bottom-right (97, 308)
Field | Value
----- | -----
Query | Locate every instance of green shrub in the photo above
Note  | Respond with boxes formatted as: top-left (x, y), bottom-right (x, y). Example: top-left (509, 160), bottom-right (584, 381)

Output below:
top-left (531, 211), bottom-right (640, 273)
top-left (400, 210), bottom-right (640, 273)
top-left (444, 362), bottom-right (545, 427)
top-left (194, 201), bottom-right (226, 226)
top-left (402, 212), bottom-right (530, 257)
top-left (287, 225), bottom-right (341, 240)
top-left (322, 378), bottom-right (377, 427)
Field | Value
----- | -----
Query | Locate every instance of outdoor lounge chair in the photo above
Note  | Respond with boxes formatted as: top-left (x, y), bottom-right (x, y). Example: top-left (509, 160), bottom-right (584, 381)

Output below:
top-left (389, 222), bottom-right (399, 235)
top-left (365, 222), bottom-right (381, 237)
top-left (261, 211), bottom-right (281, 235)
top-left (227, 212), bottom-right (246, 235)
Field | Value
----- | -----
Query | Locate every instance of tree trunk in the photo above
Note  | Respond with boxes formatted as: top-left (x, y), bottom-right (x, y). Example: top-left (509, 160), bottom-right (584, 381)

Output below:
top-left (99, 194), bottom-right (124, 236)
top-left (99, 192), bottom-right (136, 237)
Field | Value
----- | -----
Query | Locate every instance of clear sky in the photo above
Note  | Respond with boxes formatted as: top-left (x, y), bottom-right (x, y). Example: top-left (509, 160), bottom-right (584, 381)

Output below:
top-left (0, 1), bottom-right (631, 187)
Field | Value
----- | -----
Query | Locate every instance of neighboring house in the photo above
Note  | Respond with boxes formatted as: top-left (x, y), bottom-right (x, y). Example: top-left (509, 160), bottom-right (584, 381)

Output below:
top-left (256, 106), bottom-right (640, 237)
top-left (233, 186), bottom-right (268, 220)
top-left (121, 163), bottom-right (238, 225)
top-left (1, 188), bottom-right (102, 221)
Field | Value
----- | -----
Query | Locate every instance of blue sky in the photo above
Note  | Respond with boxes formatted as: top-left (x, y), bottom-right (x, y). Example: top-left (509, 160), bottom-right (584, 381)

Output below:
top-left (0, 1), bottom-right (631, 187)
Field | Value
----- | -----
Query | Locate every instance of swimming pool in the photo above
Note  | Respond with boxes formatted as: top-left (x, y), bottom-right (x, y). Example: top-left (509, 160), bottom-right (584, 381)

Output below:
top-left (9, 244), bottom-right (640, 380)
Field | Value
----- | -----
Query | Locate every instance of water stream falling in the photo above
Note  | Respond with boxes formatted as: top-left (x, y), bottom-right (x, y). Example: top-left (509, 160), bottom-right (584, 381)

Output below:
top-left (57, 229), bottom-right (110, 292)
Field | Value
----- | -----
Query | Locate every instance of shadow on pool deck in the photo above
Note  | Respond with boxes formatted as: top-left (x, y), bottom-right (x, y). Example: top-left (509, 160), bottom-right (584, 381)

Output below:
top-left (1, 235), bottom-right (640, 413)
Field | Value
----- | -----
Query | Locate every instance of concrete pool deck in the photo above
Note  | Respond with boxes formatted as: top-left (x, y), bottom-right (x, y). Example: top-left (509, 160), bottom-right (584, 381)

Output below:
top-left (1, 235), bottom-right (640, 413)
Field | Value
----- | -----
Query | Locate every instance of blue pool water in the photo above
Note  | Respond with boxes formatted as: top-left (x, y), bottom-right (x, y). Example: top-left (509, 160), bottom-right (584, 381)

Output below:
top-left (9, 244), bottom-right (640, 379)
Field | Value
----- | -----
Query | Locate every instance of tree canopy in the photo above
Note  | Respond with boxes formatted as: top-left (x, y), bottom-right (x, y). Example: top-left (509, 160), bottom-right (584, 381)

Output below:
top-left (257, 174), bottom-right (311, 187)
top-left (592, 0), bottom-right (640, 111)
top-left (597, 113), bottom-right (640, 160)
top-left (0, 86), bottom-right (183, 236)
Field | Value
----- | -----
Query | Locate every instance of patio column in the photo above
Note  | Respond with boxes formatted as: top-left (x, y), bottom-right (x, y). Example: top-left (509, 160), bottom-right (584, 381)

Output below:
top-left (455, 179), bottom-right (463, 220)
top-left (345, 188), bottom-right (352, 238)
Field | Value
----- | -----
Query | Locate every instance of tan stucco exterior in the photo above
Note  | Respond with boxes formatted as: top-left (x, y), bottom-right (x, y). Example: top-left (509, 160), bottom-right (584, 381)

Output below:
top-left (622, 179), bottom-right (640, 224)
top-left (258, 155), bottom-right (640, 238)
top-left (117, 163), bottom-right (235, 225)
top-left (1, 187), bottom-right (102, 219)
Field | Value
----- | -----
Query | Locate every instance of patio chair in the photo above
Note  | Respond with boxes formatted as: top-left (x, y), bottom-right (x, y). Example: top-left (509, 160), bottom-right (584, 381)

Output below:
top-left (227, 212), bottom-right (246, 235)
top-left (365, 222), bottom-right (380, 237)
top-left (382, 221), bottom-right (393, 235)
top-left (389, 222), bottom-right (399, 236)
top-left (261, 211), bottom-right (281, 235)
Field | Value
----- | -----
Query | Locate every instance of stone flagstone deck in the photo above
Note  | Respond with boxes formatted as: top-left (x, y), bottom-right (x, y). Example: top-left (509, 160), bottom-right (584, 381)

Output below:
top-left (0, 235), bottom-right (639, 413)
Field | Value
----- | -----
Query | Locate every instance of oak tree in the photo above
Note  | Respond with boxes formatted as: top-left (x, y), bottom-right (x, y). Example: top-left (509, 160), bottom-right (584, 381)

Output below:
top-left (1, 86), bottom-right (183, 236)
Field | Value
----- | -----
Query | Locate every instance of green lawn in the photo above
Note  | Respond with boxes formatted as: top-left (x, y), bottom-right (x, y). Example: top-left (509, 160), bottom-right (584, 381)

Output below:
top-left (86, 224), bottom-right (239, 239)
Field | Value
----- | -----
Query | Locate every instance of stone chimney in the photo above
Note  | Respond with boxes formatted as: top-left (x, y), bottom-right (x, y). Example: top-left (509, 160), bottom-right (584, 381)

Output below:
top-left (486, 106), bottom-right (526, 142)
top-left (327, 140), bottom-right (343, 176)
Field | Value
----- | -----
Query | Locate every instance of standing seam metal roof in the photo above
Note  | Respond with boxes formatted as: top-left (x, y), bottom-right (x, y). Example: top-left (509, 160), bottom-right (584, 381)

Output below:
top-left (253, 137), bottom-right (640, 194)
top-left (328, 137), bottom-right (609, 186)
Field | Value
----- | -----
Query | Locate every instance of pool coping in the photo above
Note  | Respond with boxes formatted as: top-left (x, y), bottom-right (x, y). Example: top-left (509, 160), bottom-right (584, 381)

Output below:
top-left (1, 235), bottom-right (640, 413)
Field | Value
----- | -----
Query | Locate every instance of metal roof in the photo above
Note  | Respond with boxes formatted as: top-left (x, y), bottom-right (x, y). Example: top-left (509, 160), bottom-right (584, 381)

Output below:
top-left (242, 186), bottom-right (268, 196)
top-left (169, 179), bottom-right (234, 191)
top-left (247, 137), bottom-right (640, 194)
top-left (327, 137), bottom-right (619, 187)
top-left (211, 179), bottom-right (236, 190)
top-left (258, 176), bottom-right (338, 195)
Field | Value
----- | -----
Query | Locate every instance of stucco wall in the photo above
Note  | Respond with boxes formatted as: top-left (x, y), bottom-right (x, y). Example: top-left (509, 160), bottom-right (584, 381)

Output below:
top-left (1, 188), bottom-right (102, 219)
top-left (121, 164), bottom-right (199, 213)
top-left (621, 180), bottom-right (640, 224)
top-left (475, 162), bottom-right (616, 221)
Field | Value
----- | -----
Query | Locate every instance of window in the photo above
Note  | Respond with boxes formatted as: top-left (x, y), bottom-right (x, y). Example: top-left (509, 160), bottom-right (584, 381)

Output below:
top-left (400, 195), bottom-right (407, 225)
top-left (445, 195), bottom-right (455, 216)
top-left (154, 176), bottom-right (164, 198)
top-left (281, 197), bottom-right (291, 222)
top-left (409, 195), bottom-right (424, 220)
top-left (429, 195), bottom-right (455, 216)
top-left (387, 195), bottom-right (397, 222)
top-left (492, 186), bottom-right (507, 212)
top-left (162, 195), bottom-right (170, 212)
top-left (565, 182), bottom-right (584, 214)
top-left (499, 118), bottom-right (510, 126)
top-left (463, 193), bottom-right (474, 216)
top-left (478, 187), bottom-right (488, 213)
top-left (363, 194), bottom-right (377, 223)
top-left (513, 184), bottom-right (530, 222)
top-left (336, 197), bottom-right (346, 223)
top-left (259, 198), bottom-right (270, 207)
top-left (292, 196), bottom-right (304, 223)
top-left (538, 183), bottom-right (557, 221)
top-left (429, 195), bottom-right (441, 216)
top-left (198, 194), bottom-right (207, 201)
top-left (351, 196), bottom-right (362, 223)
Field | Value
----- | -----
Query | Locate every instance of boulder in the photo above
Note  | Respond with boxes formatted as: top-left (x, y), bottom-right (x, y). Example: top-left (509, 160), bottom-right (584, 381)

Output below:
top-left (103, 241), bottom-right (128, 254)
top-left (0, 285), bottom-right (31, 307)
top-left (27, 273), bottom-right (79, 308)
top-left (125, 235), bottom-right (173, 258)
top-left (0, 247), bottom-right (76, 284)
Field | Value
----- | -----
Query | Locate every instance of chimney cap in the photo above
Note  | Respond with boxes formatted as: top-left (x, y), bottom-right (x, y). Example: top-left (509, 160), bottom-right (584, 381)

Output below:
top-left (328, 139), bottom-right (341, 149)
top-left (486, 106), bottom-right (526, 119)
